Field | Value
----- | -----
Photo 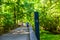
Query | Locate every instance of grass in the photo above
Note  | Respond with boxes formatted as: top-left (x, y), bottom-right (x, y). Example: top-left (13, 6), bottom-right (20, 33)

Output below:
top-left (40, 30), bottom-right (60, 40)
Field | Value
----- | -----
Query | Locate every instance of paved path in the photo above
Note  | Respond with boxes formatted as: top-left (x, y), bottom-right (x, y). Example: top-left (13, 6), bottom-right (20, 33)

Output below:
top-left (0, 27), bottom-right (30, 40)
top-left (0, 27), bottom-right (37, 40)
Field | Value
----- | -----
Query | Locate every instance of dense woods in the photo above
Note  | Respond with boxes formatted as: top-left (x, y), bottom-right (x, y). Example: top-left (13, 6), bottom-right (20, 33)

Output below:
top-left (0, 0), bottom-right (60, 40)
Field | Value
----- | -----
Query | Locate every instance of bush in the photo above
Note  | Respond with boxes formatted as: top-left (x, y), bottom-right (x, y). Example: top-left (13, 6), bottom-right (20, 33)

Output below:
top-left (0, 27), bottom-right (4, 35)
top-left (40, 13), bottom-right (60, 34)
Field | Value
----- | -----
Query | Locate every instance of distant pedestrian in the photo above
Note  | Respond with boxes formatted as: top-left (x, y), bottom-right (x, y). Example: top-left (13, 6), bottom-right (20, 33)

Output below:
top-left (26, 22), bottom-right (29, 27)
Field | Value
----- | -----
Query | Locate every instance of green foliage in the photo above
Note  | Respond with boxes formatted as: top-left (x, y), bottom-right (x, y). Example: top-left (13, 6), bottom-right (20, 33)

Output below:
top-left (40, 30), bottom-right (60, 40)
top-left (0, 0), bottom-right (60, 35)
